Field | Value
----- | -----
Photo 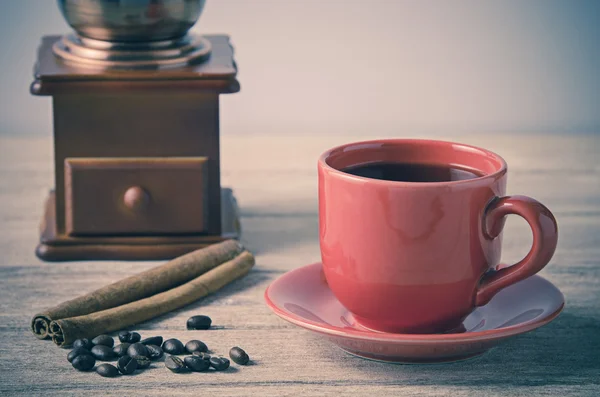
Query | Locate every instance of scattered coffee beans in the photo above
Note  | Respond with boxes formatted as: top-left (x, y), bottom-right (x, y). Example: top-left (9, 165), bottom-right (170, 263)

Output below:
top-left (165, 355), bottom-right (187, 373)
top-left (132, 355), bottom-right (151, 369)
top-left (209, 356), bottom-right (230, 371)
top-left (185, 340), bottom-right (208, 354)
top-left (187, 315), bottom-right (212, 330)
top-left (72, 354), bottom-right (95, 371)
top-left (146, 344), bottom-right (163, 360)
top-left (184, 356), bottom-right (210, 372)
top-left (162, 338), bottom-right (185, 355)
top-left (117, 356), bottom-right (138, 375)
top-left (91, 345), bottom-right (116, 361)
top-left (67, 347), bottom-right (91, 363)
top-left (127, 342), bottom-right (149, 358)
top-left (192, 351), bottom-right (211, 361)
top-left (113, 343), bottom-right (130, 357)
top-left (140, 336), bottom-right (163, 346)
top-left (73, 338), bottom-right (94, 350)
top-left (92, 335), bottom-right (114, 348)
top-left (118, 331), bottom-right (141, 344)
top-left (229, 347), bottom-right (250, 365)
top-left (65, 328), bottom-right (256, 376)
top-left (96, 363), bottom-right (119, 378)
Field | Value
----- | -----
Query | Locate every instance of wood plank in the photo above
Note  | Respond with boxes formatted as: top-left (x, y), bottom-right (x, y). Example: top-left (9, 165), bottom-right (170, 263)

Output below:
top-left (0, 133), bottom-right (598, 396)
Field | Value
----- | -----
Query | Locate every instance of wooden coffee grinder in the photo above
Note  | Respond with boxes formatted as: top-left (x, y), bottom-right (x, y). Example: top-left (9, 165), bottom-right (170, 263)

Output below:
top-left (31, 1), bottom-right (240, 261)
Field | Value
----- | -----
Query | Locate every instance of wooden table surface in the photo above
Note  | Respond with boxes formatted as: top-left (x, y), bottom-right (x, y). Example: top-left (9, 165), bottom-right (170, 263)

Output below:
top-left (0, 133), bottom-right (598, 396)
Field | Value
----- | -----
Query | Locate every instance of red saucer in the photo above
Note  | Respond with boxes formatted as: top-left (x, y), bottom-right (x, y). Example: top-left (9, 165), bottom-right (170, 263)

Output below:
top-left (265, 263), bottom-right (564, 363)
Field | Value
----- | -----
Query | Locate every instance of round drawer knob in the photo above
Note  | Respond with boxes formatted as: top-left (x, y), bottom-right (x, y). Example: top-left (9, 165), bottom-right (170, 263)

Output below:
top-left (123, 186), bottom-right (150, 213)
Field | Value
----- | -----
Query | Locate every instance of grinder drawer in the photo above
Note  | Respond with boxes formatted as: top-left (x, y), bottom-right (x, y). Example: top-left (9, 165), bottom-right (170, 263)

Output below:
top-left (64, 157), bottom-right (209, 235)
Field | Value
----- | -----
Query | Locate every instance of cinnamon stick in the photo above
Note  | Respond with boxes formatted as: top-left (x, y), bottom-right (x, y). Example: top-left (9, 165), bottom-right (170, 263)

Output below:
top-left (49, 250), bottom-right (255, 347)
top-left (31, 240), bottom-right (243, 340)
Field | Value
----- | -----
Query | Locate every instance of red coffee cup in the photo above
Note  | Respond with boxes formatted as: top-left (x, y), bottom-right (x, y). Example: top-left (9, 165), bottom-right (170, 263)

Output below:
top-left (318, 139), bottom-right (558, 334)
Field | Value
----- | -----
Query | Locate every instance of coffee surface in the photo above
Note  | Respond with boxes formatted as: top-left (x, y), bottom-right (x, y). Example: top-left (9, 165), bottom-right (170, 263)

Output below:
top-left (342, 162), bottom-right (485, 182)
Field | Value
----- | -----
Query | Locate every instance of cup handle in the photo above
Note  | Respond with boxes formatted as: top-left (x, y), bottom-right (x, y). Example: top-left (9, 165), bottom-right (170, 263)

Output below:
top-left (476, 195), bottom-right (558, 306)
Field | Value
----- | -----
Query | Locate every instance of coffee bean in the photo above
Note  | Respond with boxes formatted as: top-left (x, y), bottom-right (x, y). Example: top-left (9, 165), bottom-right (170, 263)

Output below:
top-left (132, 355), bottom-right (151, 369)
top-left (92, 335), bottom-right (114, 348)
top-left (192, 351), bottom-right (211, 361)
top-left (117, 356), bottom-right (138, 375)
top-left (91, 345), bottom-right (116, 361)
top-left (162, 338), bottom-right (185, 355)
top-left (72, 354), bottom-right (95, 371)
top-left (67, 347), bottom-right (92, 363)
top-left (187, 315), bottom-right (212, 330)
top-left (118, 331), bottom-right (130, 343)
top-left (185, 340), bottom-right (208, 354)
top-left (209, 356), bottom-right (230, 371)
top-left (184, 356), bottom-right (210, 372)
top-left (146, 344), bottom-right (163, 360)
top-left (165, 355), bottom-right (188, 373)
top-left (73, 338), bottom-right (94, 350)
top-left (118, 331), bottom-right (141, 344)
top-left (113, 343), bottom-right (130, 357)
top-left (127, 342), bottom-right (149, 358)
top-left (140, 336), bottom-right (163, 346)
top-left (96, 363), bottom-right (119, 378)
top-left (229, 346), bottom-right (250, 365)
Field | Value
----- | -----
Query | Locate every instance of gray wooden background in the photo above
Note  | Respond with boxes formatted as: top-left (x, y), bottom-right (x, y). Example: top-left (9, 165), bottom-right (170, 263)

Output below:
top-left (0, 133), bottom-right (598, 396)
